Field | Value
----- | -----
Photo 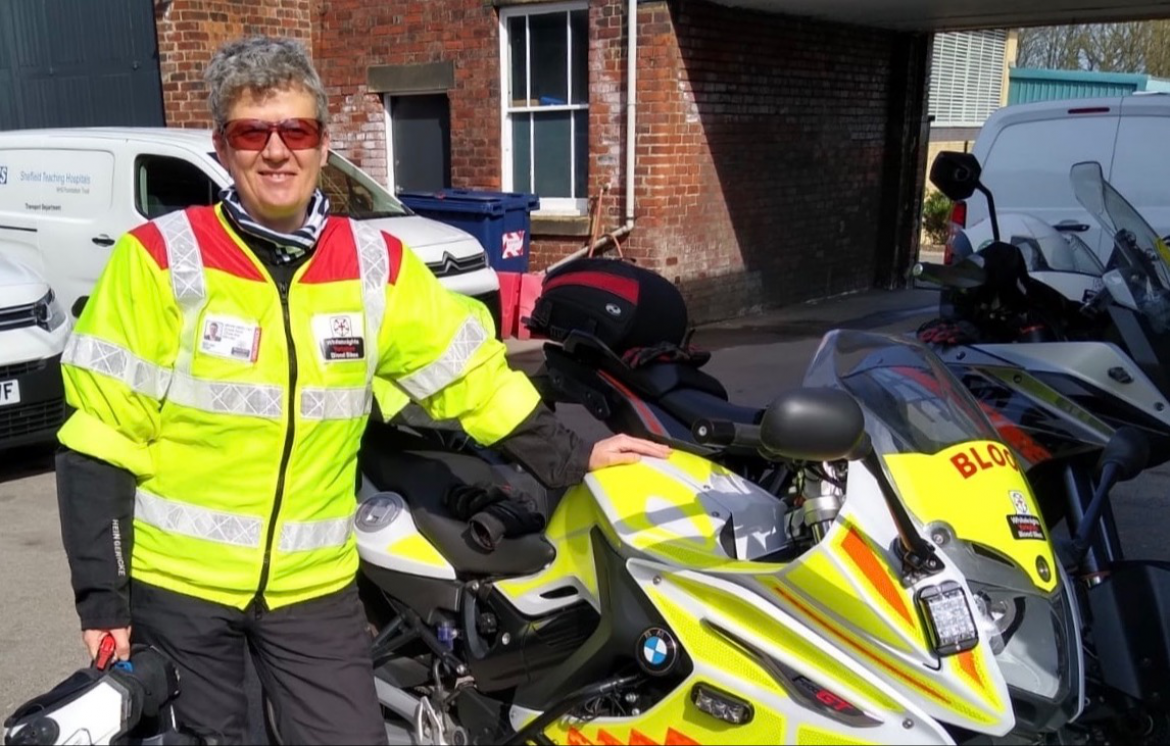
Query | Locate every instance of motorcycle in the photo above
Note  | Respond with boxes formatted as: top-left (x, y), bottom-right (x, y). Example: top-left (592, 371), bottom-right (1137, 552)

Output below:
top-left (941, 209), bottom-right (1107, 311)
top-left (351, 329), bottom-right (1086, 745)
top-left (910, 152), bottom-right (1170, 741)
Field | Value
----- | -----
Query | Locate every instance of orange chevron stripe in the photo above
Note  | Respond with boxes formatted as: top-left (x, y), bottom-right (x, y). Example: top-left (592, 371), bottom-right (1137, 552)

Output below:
top-left (957, 650), bottom-right (985, 690)
top-left (562, 727), bottom-right (700, 745)
top-left (773, 583), bottom-right (953, 706)
top-left (840, 526), bottom-right (914, 626)
top-left (596, 730), bottom-right (623, 746)
top-left (567, 727), bottom-right (593, 745)
top-left (665, 728), bottom-right (701, 745)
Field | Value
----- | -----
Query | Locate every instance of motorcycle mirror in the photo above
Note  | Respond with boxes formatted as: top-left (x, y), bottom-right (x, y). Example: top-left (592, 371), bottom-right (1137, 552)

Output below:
top-left (71, 295), bottom-right (88, 319)
top-left (929, 151), bottom-right (982, 202)
top-left (1096, 426), bottom-right (1150, 484)
top-left (930, 152), bottom-right (1000, 242)
top-left (759, 387), bottom-right (870, 462)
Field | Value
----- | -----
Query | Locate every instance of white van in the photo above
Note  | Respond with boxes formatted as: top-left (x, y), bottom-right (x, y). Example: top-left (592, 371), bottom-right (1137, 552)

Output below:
top-left (0, 127), bottom-right (500, 326)
top-left (950, 93), bottom-right (1170, 266)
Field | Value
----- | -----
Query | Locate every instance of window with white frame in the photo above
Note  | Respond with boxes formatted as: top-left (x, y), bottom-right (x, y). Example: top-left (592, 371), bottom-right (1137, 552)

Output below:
top-left (500, 2), bottom-right (589, 214)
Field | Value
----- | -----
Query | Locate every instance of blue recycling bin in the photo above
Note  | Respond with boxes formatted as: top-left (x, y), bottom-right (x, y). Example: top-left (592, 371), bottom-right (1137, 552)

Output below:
top-left (397, 188), bottom-right (540, 273)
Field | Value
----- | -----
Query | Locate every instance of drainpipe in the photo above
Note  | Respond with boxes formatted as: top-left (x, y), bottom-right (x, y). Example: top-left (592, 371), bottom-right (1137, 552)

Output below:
top-left (546, 0), bottom-right (638, 272)
top-left (622, 0), bottom-right (637, 234)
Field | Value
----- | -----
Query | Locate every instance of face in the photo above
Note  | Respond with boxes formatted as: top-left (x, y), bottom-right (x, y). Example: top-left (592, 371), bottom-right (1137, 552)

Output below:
top-left (213, 85), bottom-right (329, 234)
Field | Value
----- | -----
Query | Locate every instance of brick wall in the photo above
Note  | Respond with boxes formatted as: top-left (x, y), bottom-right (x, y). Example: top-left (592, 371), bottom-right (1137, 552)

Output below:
top-left (313, 1), bottom-right (501, 190)
top-left (310, 0), bottom-right (907, 324)
top-left (154, 0), bottom-right (314, 128)
top-left (623, 0), bottom-right (900, 322)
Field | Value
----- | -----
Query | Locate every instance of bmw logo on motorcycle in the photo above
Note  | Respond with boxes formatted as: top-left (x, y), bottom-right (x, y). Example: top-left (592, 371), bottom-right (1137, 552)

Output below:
top-left (638, 627), bottom-right (679, 675)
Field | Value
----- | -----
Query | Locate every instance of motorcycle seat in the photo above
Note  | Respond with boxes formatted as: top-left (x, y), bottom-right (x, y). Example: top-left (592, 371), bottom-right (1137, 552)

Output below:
top-left (618, 361), bottom-right (728, 401)
top-left (559, 331), bottom-right (729, 401)
top-left (410, 498), bottom-right (555, 578)
top-left (359, 429), bottom-right (556, 578)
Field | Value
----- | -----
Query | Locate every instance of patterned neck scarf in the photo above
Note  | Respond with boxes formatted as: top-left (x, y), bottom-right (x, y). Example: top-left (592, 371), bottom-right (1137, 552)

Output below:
top-left (219, 186), bottom-right (332, 264)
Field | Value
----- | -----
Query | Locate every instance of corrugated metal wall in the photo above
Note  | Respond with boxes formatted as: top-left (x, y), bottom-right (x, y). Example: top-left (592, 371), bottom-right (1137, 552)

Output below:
top-left (1008, 68), bottom-right (1144, 104)
top-left (0, 0), bottom-right (165, 131)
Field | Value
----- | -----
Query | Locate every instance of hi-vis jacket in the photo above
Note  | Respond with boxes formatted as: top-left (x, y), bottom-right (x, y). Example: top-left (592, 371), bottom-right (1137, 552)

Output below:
top-left (58, 204), bottom-right (541, 610)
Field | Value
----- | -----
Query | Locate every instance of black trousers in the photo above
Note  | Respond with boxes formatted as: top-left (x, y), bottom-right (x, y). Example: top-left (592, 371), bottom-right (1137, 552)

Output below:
top-left (130, 579), bottom-right (387, 745)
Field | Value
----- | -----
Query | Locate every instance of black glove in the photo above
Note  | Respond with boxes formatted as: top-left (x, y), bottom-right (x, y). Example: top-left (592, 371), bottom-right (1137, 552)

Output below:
top-left (444, 481), bottom-right (546, 552)
top-left (621, 342), bottom-right (712, 369)
top-left (916, 318), bottom-right (981, 346)
top-left (470, 500), bottom-right (547, 552)
top-left (444, 481), bottom-right (510, 521)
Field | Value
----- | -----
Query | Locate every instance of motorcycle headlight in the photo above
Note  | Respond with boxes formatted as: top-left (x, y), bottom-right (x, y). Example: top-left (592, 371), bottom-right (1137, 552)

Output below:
top-left (935, 533), bottom-right (1084, 733)
top-left (33, 290), bottom-right (67, 332)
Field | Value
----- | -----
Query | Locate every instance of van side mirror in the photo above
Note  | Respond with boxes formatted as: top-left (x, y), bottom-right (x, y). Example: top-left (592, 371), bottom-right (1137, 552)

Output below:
top-left (71, 296), bottom-right (88, 319)
top-left (929, 152), bottom-right (983, 202)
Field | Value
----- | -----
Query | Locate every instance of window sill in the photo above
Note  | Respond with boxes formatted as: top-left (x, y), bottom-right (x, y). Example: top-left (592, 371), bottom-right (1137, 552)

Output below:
top-left (491, 0), bottom-right (567, 6)
top-left (531, 214), bottom-right (591, 237)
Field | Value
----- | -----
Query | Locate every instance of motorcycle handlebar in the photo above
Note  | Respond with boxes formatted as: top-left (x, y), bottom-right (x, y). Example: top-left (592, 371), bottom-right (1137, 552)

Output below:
top-left (692, 418), bottom-right (762, 450)
top-left (912, 261), bottom-right (987, 290)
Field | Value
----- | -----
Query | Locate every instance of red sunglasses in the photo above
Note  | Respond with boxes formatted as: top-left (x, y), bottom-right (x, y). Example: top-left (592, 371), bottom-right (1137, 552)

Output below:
top-left (221, 118), bottom-right (325, 151)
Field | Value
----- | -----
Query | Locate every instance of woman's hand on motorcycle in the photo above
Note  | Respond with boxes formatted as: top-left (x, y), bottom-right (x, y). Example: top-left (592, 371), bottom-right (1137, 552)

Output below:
top-left (588, 434), bottom-right (672, 471)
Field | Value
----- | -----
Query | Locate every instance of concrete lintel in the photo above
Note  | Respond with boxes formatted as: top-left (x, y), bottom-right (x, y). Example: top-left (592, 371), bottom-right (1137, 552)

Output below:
top-left (368, 62), bottom-right (455, 95)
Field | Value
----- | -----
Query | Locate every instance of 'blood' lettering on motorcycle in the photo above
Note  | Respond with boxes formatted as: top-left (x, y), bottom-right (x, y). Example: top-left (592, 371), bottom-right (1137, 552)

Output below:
top-left (951, 443), bottom-right (1019, 479)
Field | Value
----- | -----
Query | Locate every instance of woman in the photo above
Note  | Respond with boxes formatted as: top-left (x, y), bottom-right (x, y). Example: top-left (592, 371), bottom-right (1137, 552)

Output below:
top-left (55, 35), bottom-right (667, 744)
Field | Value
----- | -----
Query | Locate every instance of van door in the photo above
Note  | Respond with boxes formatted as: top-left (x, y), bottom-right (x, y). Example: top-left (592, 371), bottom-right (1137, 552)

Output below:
top-left (14, 147), bottom-right (118, 315)
top-left (36, 143), bottom-right (223, 314)
top-left (973, 103), bottom-right (1121, 263)
top-left (1108, 95), bottom-right (1170, 253)
top-left (0, 149), bottom-right (45, 277)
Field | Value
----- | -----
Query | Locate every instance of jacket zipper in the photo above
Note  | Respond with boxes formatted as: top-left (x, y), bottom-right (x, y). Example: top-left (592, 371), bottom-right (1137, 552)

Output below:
top-left (256, 278), bottom-right (298, 603)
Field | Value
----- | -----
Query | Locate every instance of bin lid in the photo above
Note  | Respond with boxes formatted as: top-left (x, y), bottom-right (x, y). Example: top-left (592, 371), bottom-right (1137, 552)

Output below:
top-left (397, 191), bottom-right (505, 216)
top-left (399, 188), bottom-right (539, 214)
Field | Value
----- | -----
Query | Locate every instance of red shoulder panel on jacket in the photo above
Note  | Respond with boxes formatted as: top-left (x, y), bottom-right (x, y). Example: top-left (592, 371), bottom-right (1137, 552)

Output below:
top-left (187, 207), bottom-right (265, 282)
top-left (300, 219), bottom-right (402, 285)
top-left (383, 231), bottom-right (403, 285)
top-left (300, 217), bottom-right (359, 284)
top-left (129, 221), bottom-right (168, 270)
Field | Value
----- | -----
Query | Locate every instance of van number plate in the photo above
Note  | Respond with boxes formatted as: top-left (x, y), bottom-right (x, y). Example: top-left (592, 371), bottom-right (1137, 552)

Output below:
top-left (0, 379), bottom-right (20, 406)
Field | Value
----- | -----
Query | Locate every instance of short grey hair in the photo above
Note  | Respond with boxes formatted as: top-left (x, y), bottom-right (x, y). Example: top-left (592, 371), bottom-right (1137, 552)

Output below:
top-left (203, 36), bottom-right (328, 130)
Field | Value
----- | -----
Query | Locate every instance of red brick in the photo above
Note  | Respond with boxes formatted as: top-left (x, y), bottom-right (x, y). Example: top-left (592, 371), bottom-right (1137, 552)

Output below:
top-left (156, 0), bottom-right (313, 128)
top-left (153, 0), bottom-right (905, 322)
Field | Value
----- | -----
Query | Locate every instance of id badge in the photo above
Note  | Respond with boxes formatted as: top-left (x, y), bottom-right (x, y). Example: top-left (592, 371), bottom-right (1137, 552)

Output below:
top-left (199, 314), bottom-right (261, 363)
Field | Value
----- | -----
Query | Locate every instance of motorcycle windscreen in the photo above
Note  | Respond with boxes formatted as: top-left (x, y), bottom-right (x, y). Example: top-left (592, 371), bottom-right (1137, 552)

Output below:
top-left (802, 330), bottom-right (1082, 730)
top-left (1071, 160), bottom-right (1170, 293)
top-left (802, 329), bottom-right (1002, 458)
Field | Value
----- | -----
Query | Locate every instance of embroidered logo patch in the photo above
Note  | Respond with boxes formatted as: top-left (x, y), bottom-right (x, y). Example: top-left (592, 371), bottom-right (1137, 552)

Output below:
top-left (312, 312), bottom-right (365, 362)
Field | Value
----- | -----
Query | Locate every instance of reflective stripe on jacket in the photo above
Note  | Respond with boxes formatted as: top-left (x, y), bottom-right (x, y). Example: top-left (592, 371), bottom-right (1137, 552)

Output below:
top-left (59, 204), bottom-right (540, 610)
